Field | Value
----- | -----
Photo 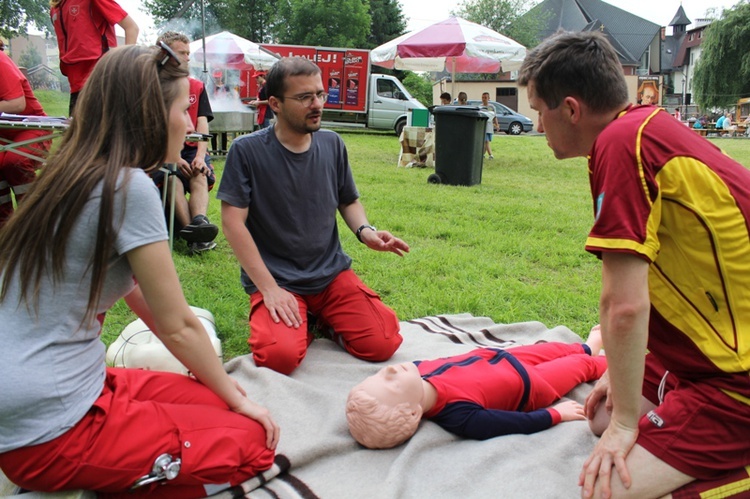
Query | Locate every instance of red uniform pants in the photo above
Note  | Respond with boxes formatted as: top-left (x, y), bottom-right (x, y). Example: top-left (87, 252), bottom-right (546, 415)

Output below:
top-left (249, 269), bottom-right (402, 375)
top-left (0, 129), bottom-right (49, 227)
top-left (638, 353), bottom-right (750, 481)
top-left (0, 368), bottom-right (275, 498)
top-left (513, 342), bottom-right (608, 410)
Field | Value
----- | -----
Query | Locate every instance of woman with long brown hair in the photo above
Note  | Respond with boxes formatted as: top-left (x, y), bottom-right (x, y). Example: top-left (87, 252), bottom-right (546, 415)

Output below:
top-left (0, 45), bottom-right (278, 497)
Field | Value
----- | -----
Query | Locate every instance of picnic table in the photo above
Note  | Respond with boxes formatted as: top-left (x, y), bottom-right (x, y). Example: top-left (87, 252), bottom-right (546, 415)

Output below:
top-left (1, 114), bottom-right (212, 165)
top-left (0, 114), bottom-right (69, 163)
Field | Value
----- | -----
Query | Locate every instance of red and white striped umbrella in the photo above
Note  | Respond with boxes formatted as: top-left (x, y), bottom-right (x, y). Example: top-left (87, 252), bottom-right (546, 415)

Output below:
top-left (371, 17), bottom-right (526, 94)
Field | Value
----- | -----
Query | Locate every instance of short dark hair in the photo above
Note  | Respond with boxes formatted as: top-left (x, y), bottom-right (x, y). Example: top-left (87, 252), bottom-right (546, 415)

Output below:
top-left (440, 92), bottom-right (451, 101)
top-left (518, 31), bottom-right (628, 113)
top-left (265, 57), bottom-right (321, 99)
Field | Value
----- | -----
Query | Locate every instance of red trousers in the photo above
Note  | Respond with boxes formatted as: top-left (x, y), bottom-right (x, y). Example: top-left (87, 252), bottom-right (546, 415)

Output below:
top-left (512, 343), bottom-right (608, 410)
top-left (0, 129), bottom-right (49, 227)
top-left (249, 269), bottom-right (403, 375)
top-left (0, 368), bottom-right (274, 498)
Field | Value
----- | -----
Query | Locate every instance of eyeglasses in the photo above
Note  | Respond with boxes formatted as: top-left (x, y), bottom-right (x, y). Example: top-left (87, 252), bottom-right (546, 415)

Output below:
top-left (157, 41), bottom-right (180, 68)
top-left (279, 92), bottom-right (328, 107)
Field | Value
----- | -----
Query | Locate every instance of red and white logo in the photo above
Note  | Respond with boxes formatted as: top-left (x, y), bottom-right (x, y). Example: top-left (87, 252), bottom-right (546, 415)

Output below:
top-left (189, 94), bottom-right (197, 106)
top-left (69, 5), bottom-right (79, 16)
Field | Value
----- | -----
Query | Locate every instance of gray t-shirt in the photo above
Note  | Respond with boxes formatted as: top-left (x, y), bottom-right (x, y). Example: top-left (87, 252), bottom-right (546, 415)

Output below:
top-left (217, 127), bottom-right (359, 295)
top-left (0, 169), bottom-right (167, 452)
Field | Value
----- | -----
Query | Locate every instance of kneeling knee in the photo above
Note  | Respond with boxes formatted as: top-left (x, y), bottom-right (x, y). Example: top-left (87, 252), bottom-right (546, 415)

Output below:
top-left (253, 348), bottom-right (305, 376)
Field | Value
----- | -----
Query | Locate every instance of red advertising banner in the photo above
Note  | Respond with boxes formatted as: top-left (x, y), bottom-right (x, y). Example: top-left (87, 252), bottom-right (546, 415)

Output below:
top-left (261, 44), bottom-right (369, 113)
top-left (342, 50), bottom-right (366, 112)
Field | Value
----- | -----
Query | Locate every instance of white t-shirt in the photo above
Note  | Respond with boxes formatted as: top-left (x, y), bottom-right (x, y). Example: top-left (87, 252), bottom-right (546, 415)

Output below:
top-left (481, 106), bottom-right (496, 134)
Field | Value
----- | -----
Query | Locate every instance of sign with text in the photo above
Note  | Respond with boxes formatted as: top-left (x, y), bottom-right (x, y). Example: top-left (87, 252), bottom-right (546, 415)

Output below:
top-left (262, 44), bottom-right (369, 113)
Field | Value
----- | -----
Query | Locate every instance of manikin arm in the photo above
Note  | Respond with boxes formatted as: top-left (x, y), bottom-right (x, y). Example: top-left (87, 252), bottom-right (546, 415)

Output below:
top-left (430, 402), bottom-right (559, 440)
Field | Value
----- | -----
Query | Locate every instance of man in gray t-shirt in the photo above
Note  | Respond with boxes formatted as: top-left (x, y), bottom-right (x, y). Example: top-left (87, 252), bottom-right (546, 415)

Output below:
top-left (218, 57), bottom-right (410, 375)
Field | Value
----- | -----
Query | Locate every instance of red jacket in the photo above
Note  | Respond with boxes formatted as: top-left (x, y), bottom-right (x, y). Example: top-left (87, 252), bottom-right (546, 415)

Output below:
top-left (51, 0), bottom-right (127, 64)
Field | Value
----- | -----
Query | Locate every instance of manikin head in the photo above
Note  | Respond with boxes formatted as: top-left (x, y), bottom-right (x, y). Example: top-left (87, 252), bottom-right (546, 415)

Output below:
top-left (346, 362), bottom-right (424, 449)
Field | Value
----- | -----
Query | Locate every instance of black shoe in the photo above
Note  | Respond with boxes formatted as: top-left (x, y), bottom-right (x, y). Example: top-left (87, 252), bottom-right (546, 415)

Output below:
top-left (188, 241), bottom-right (217, 255)
top-left (179, 215), bottom-right (218, 243)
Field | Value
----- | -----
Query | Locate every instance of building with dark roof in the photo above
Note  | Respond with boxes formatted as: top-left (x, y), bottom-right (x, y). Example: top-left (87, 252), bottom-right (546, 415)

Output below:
top-left (520, 0), bottom-right (716, 115)
top-left (660, 7), bottom-right (713, 114)
top-left (431, 1), bottom-right (716, 124)
top-left (527, 0), bottom-right (662, 75)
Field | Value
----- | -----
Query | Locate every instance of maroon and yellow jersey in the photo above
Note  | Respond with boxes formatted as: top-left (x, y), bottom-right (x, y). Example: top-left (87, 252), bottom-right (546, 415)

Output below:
top-left (585, 105), bottom-right (750, 405)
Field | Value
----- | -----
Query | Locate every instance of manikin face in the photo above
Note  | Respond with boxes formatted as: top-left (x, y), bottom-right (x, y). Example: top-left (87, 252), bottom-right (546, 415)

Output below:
top-left (169, 41), bottom-right (190, 65)
top-left (357, 362), bottom-right (423, 410)
top-left (641, 86), bottom-right (656, 105)
top-left (167, 78), bottom-right (192, 162)
top-left (274, 73), bottom-right (325, 134)
top-left (527, 81), bottom-right (577, 160)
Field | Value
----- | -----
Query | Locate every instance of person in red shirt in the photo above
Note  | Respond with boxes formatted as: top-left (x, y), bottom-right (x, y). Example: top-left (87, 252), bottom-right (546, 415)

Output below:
top-left (152, 31), bottom-right (219, 253)
top-left (50, 0), bottom-right (138, 115)
top-left (0, 51), bottom-right (50, 227)
top-left (519, 30), bottom-right (750, 499)
top-left (250, 71), bottom-right (273, 129)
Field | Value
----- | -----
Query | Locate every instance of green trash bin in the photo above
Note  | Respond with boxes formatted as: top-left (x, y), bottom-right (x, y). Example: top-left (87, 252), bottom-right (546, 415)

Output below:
top-left (429, 106), bottom-right (487, 186)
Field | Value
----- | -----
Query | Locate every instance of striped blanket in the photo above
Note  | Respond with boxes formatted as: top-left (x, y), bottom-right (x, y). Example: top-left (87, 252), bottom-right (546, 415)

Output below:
top-left (216, 314), bottom-right (601, 498)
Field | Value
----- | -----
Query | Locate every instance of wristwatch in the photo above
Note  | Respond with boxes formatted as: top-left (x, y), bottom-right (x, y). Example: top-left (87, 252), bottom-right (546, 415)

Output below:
top-left (356, 224), bottom-right (377, 243)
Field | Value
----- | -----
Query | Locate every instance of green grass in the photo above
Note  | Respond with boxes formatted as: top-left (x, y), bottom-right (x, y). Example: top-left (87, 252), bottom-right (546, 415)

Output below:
top-left (32, 91), bottom-right (750, 360)
top-left (35, 90), bottom-right (70, 118)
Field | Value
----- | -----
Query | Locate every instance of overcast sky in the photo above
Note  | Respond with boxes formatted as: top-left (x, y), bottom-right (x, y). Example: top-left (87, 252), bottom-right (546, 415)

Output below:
top-left (401, 0), bottom-right (742, 31)
top-left (117, 0), bottom-right (742, 44)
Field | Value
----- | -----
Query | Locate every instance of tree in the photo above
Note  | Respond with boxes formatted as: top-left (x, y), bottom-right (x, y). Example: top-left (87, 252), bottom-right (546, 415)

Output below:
top-left (693, 1), bottom-right (750, 110)
top-left (401, 71), bottom-right (432, 107)
top-left (273, 0), bottom-right (370, 47)
top-left (210, 0), bottom-right (278, 43)
top-left (142, 0), bottom-right (222, 41)
top-left (19, 42), bottom-right (41, 68)
top-left (0, 0), bottom-right (51, 39)
top-left (366, 0), bottom-right (405, 49)
top-left (452, 0), bottom-right (544, 49)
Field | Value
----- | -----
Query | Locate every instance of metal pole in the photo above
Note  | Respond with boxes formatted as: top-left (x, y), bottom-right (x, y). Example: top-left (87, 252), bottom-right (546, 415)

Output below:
top-left (451, 57), bottom-right (456, 100)
top-left (201, 0), bottom-right (207, 80)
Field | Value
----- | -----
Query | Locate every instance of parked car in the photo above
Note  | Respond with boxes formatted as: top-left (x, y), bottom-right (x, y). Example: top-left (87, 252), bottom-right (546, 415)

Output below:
top-left (467, 100), bottom-right (534, 135)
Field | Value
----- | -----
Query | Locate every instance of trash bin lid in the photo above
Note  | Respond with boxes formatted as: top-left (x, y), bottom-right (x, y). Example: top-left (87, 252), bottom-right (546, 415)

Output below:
top-left (432, 105), bottom-right (488, 118)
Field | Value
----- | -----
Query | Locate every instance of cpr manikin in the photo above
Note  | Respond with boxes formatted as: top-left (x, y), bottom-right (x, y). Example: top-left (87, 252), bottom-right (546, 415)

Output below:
top-left (106, 306), bottom-right (222, 374)
top-left (346, 326), bottom-right (607, 449)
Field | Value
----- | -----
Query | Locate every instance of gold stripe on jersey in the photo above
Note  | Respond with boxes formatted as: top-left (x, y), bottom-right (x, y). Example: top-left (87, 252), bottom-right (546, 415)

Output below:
top-left (584, 236), bottom-right (656, 260)
top-left (634, 107), bottom-right (662, 206)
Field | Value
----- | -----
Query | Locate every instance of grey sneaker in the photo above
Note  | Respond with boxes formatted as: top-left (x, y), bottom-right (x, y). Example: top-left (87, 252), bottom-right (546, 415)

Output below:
top-left (179, 215), bottom-right (218, 243)
top-left (189, 241), bottom-right (217, 255)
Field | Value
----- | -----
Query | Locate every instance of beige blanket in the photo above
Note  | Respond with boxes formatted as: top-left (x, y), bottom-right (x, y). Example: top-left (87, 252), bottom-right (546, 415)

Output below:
top-left (216, 314), bottom-right (600, 498)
